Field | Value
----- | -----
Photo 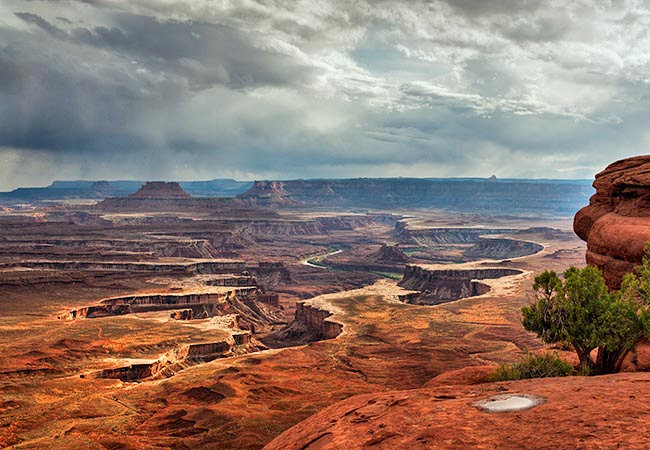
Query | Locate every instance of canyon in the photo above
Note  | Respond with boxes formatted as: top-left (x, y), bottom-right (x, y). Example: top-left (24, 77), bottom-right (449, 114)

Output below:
top-left (264, 156), bottom-right (650, 450)
top-left (0, 177), bottom-right (594, 448)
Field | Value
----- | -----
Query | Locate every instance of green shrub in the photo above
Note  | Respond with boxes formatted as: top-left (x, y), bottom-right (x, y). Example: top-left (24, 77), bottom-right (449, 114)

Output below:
top-left (488, 352), bottom-right (573, 382)
top-left (523, 266), bottom-right (646, 374)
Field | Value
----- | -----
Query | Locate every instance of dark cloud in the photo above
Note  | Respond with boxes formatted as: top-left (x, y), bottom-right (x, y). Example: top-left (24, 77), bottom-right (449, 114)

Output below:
top-left (0, 28), bottom-right (163, 153)
top-left (442, 0), bottom-right (544, 17)
top-left (14, 11), bottom-right (67, 38)
top-left (0, 10), bottom-right (316, 161)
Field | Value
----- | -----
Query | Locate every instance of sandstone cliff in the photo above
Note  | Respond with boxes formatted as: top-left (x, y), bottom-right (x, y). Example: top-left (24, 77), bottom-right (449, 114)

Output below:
top-left (574, 155), bottom-right (650, 288)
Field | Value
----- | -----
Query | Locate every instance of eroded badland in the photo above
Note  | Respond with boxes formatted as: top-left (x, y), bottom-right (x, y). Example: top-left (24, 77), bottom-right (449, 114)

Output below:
top-left (0, 178), bottom-right (603, 448)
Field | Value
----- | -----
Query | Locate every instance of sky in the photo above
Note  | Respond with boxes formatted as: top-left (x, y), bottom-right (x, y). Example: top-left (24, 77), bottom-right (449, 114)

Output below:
top-left (1, 0), bottom-right (650, 189)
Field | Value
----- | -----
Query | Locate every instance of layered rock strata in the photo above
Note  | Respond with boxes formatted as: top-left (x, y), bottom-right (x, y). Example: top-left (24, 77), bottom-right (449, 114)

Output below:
top-left (463, 238), bottom-right (543, 259)
top-left (263, 301), bottom-right (343, 347)
top-left (58, 287), bottom-right (283, 327)
top-left (398, 265), bottom-right (522, 305)
top-left (293, 302), bottom-right (343, 340)
top-left (94, 334), bottom-right (257, 382)
top-left (1, 259), bottom-right (245, 274)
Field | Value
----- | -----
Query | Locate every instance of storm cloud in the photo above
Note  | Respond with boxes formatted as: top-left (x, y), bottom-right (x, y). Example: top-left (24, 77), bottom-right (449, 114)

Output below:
top-left (1, 0), bottom-right (650, 188)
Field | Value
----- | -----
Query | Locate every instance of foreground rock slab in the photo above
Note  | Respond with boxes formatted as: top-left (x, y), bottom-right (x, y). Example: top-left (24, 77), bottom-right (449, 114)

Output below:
top-left (266, 371), bottom-right (650, 449)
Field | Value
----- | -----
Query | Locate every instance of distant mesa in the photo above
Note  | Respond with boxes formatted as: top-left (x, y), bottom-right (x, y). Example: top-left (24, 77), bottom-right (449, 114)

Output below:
top-left (96, 181), bottom-right (202, 212)
top-left (238, 181), bottom-right (297, 206)
top-left (574, 155), bottom-right (650, 289)
top-left (94, 180), bottom-right (280, 217)
top-left (129, 181), bottom-right (192, 199)
top-left (0, 179), bottom-right (253, 203)
top-left (398, 264), bottom-right (522, 305)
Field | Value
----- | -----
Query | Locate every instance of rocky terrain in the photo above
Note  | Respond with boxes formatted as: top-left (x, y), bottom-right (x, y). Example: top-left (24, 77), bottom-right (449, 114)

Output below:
top-left (574, 155), bottom-right (650, 288)
top-left (266, 369), bottom-right (650, 449)
top-left (261, 158), bottom-right (650, 450)
top-left (0, 178), bottom-right (593, 449)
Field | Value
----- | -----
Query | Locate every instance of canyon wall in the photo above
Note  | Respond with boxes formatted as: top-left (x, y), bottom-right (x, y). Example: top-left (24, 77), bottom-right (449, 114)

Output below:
top-left (3, 259), bottom-right (245, 274)
top-left (395, 224), bottom-right (513, 246)
top-left (463, 238), bottom-right (543, 259)
top-left (263, 302), bottom-right (343, 347)
top-left (60, 287), bottom-right (260, 320)
top-left (207, 275), bottom-right (258, 287)
top-left (251, 262), bottom-right (292, 285)
top-left (293, 302), bottom-right (343, 340)
top-left (398, 265), bottom-right (522, 305)
top-left (94, 338), bottom-right (239, 381)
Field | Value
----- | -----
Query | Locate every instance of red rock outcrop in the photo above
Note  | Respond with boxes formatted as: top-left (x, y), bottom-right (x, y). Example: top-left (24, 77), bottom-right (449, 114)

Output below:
top-left (574, 155), bottom-right (650, 288)
top-left (58, 287), bottom-right (284, 327)
top-left (264, 371), bottom-right (650, 450)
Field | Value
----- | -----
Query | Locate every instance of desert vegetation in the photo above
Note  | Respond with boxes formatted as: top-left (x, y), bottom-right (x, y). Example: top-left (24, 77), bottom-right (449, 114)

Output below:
top-left (522, 245), bottom-right (650, 375)
top-left (489, 353), bottom-right (573, 381)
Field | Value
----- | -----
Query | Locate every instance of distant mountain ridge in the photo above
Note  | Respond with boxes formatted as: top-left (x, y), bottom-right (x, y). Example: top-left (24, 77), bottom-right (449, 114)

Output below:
top-left (0, 179), bottom-right (253, 201)
top-left (0, 177), bottom-right (594, 216)
top-left (238, 178), bottom-right (594, 216)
